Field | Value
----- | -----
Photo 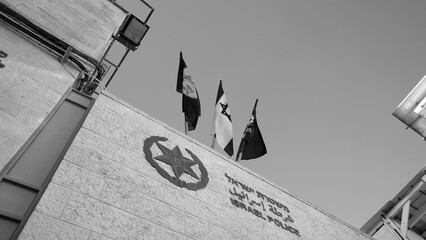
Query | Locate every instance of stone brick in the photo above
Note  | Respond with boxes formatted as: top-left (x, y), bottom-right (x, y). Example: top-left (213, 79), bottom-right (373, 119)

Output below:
top-left (90, 102), bottom-right (125, 127)
top-left (112, 144), bottom-right (179, 190)
top-left (35, 183), bottom-right (72, 218)
top-left (88, 232), bottom-right (114, 240)
top-left (116, 166), bottom-right (165, 201)
top-left (261, 233), bottom-right (299, 240)
top-left (74, 128), bottom-right (117, 159)
top-left (318, 214), bottom-right (367, 240)
top-left (61, 193), bottom-right (155, 239)
top-left (0, 25), bottom-right (26, 54)
top-left (94, 95), bottom-right (129, 116)
top-left (19, 52), bottom-right (61, 75)
top-left (176, 183), bottom-right (260, 235)
top-left (19, 211), bottom-right (91, 240)
top-left (84, 151), bottom-right (124, 180)
top-left (90, 119), bottom-right (148, 155)
top-left (0, 129), bottom-right (24, 172)
top-left (155, 226), bottom-right (193, 240)
top-left (82, 151), bottom-right (165, 200)
top-left (83, 115), bottom-right (121, 144)
top-left (63, 143), bottom-right (91, 167)
top-left (185, 214), bottom-right (232, 240)
top-left (214, 209), bottom-right (264, 240)
top-left (202, 173), bottom-right (254, 211)
top-left (116, 130), bottom-right (146, 155)
top-left (100, 180), bottom-right (185, 233)
top-left (0, 95), bottom-right (27, 118)
top-left (32, 67), bottom-right (75, 94)
top-left (6, 76), bottom-right (55, 111)
top-left (164, 185), bottom-right (219, 225)
top-left (52, 160), bottom-right (105, 198)
top-left (268, 205), bottom-right (315, 240)
top-left (123, 110), bottom-right (165, 138)
top-left (17, 108), bottom-right (48, 134)
top-left (43, 88), bottom-right (63, 105)
top-left (112, 145), bottom-right (147, 174)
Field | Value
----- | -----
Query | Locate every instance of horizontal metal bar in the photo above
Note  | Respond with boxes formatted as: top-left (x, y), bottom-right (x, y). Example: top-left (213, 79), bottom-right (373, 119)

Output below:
top-left (386, 175), bottom-right (426, 218)
top-left (2, 177), bottom-right (40, 192)
top-left (139, 0), bottom-right (154, 11)
top-left (102, 58), bottom-right (119, 68)
top-left (0, 210), bottom-right (22, 222)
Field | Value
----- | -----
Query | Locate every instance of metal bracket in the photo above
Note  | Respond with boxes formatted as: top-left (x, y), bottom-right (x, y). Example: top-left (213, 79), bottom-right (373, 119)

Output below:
top-left (60, 46), bottom-right (73, 64)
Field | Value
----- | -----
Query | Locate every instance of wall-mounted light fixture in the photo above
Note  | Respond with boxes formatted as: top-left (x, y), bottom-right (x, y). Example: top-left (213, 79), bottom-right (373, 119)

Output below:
top-left (103, 0), bottom-right (154, 88)
top-left (114, 14), bottom-right (149, 51)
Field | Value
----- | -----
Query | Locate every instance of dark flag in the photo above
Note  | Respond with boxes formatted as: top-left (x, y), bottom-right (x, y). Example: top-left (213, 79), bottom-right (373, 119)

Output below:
top-left (211, 80), bottom-right (233, 156)
top-left (176, 52), bottom-right (201, 131)
top-left (236, 99), bottom-right (267, 161)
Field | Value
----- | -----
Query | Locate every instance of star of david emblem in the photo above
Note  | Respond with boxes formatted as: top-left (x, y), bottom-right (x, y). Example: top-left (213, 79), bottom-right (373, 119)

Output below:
top-left (143, 136), bottom-right (209, 191)
top-left (220, 103), bottom-right (232, 121)
top-left (154, 143), bottom-right (200, 180)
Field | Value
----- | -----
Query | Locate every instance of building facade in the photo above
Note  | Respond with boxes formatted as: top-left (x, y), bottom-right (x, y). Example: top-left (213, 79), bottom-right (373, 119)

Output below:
top-left (362, 167), bottom-right (426, 240)
top-left (0, 0), bottom-right (375, 239)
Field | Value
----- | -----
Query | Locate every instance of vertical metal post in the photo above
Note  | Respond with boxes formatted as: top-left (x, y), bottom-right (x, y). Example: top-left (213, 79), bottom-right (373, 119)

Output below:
top-left (235, 139), bottom-right (245, 162)
top-left (105, 48), bottom-right (130, 88)
top-left (401, 200), bottom-right (410, 237)
top-left (211, 134), bottom-right (216, 149)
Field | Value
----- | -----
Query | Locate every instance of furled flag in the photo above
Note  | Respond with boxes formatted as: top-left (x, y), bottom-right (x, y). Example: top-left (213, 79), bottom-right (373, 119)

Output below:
top-left (176, 52), bottom-right (201, 131)
top-left (236, 99), bottom-right (267, 161)
top-left (211, 80), bottom-right (233, 156)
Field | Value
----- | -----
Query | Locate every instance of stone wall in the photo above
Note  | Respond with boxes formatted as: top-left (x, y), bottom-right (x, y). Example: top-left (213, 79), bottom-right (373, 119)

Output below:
top-left (1, 0), bottom-right (127, 60)
top-left (19, 92), bottom-right (374, 240)
top-left (0, 22), bottom-right (77, 172)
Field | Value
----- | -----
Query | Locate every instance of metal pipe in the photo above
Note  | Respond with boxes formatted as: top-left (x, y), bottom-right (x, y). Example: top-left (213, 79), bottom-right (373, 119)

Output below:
top-left (0, 1), bottom-right (104, 94)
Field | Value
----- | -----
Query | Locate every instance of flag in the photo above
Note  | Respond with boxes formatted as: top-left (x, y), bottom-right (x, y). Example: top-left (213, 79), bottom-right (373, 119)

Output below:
top-left (236, 99), bottom-right (267, 160)
top-left (176, 52), bottom-right (201, 131)
top-left (211, 80), bottom-right (233, 156)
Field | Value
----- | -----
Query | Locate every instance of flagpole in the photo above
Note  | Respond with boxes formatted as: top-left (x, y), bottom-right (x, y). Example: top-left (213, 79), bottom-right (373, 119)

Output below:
top-left (235, 139), bottom-right (245, 161)
top-left (211, 134), bottom-right (216, 149)
top-left (253, 99), bottom-right (258, 114)
top-left (235, 99), bottom-right (259, 162)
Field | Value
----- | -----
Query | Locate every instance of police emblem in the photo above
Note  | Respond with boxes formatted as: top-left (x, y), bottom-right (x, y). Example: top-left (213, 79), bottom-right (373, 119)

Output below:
top-left (143, 136), bottom-right (209, 191)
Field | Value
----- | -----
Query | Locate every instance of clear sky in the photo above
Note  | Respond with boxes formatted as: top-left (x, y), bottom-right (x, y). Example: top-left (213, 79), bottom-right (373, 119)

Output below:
top-left (108, 0), bottom-right (426, 229)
